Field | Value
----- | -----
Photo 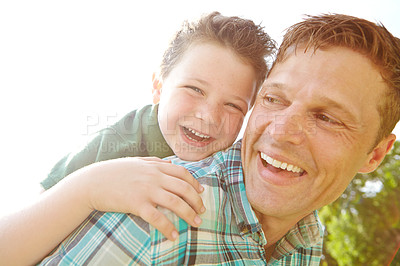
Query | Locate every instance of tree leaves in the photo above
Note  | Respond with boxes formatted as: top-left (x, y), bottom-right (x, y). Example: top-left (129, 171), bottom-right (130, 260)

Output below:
top-left (320, 141), bottom-right (400, 265)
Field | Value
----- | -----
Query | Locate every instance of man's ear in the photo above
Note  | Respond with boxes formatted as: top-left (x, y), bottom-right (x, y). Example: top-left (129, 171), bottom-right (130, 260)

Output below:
top-left (152, 72), bottom-right (163, 104)
top-left (358, 134), bottom-right (396, 173)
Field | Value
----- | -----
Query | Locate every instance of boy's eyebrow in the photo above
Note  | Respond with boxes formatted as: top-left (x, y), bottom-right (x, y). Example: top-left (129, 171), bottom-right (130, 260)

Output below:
top-left (189, 77), bottom-right (210, 87)
top-left (191, 77), bottom-right (248, 102)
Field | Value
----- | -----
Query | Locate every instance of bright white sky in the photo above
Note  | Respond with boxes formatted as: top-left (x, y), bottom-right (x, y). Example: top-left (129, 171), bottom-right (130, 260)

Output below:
top-left (0, 0), bottom-right (399, 215)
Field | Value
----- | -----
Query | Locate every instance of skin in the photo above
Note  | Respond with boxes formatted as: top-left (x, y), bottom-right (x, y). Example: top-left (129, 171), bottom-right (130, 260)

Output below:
top-left (3, 45), bottom-right (396, 265)
top-left (0, 42), bottom-right (259, 265)
top-left (154, 42), bottom-right (257, 161)
top-left (0, 157), bottom-right (205, 265)
top-left (241, 47), bottom-right (396, 253)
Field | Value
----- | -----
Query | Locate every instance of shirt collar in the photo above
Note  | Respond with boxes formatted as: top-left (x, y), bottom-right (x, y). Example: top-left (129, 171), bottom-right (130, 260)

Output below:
top-left (224, 140), bottom-right (324, 256)
top-left (222, 141), bottom-right (266, 245)
top-left (272, 211), bottom-right (324, 260)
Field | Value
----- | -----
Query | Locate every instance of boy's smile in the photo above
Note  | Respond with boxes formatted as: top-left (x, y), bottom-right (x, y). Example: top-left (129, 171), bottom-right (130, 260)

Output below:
top-left (155, 42), bottom-right (258, 161)
top-left (180, 126), bottom-right (214, 147)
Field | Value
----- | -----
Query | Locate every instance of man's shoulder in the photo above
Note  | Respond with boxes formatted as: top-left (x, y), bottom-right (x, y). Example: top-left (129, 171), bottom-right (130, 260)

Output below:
top-left (169, 140), bottom-right (242, 178)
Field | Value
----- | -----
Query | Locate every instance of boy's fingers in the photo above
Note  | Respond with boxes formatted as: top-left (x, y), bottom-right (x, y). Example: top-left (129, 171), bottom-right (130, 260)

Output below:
top-left (159, 164), bottom-right (204, 193)
top-left (139, 158), bottom-right (204, 194)
top-left (137, 205), bottom-right (179, 241)
top-left (156, 191), bottom-right (203, 228)
top-left (162, 177), bottom-right (205, 215)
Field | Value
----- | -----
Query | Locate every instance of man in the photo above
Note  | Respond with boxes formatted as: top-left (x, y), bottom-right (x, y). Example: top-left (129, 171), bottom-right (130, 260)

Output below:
top-left (39, 14), bottom-right (400, 265)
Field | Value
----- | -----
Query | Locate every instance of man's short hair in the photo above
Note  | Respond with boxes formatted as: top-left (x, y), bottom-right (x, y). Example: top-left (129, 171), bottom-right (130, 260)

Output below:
top-left (271, 14), bottom-right (400, 144)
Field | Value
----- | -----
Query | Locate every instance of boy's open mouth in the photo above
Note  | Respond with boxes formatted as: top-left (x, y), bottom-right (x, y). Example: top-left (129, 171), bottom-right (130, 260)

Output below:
top-left (260, 152), bottom-right (306, 177)
top-left (182, 126), bottom-right (211, 142)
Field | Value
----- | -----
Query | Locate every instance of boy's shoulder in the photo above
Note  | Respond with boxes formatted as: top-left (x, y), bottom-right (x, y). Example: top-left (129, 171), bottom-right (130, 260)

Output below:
top-left (107, 103), bottom-right (160, 136)
top-left (115, 104), bottom-right (158, 125)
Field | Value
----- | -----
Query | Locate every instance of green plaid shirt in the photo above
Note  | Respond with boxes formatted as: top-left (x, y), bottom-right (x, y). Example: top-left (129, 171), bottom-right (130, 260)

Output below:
top-left (39, 141), bottom-right (324, 265)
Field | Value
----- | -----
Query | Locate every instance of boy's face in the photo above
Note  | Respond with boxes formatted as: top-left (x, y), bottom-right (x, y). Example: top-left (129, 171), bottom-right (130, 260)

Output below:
top-left (155, 42), bottom-right (257, 161)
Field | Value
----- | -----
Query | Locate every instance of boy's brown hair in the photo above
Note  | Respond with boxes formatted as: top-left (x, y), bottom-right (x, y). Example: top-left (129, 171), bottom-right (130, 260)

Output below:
top-left (159, 11), bottom-right (276, 106)
top-left (272, 13), bottom-right (400, 144)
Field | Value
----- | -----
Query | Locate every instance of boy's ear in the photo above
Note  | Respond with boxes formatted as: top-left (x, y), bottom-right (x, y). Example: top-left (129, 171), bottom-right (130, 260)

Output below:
top-left (358, 133), bottom-right (396, 173)
top-left (152, 72), bottom-right (163, 104)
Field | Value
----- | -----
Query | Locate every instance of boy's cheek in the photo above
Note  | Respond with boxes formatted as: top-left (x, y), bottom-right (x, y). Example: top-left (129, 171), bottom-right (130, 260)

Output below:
top-left (222, 114), bottom-right (245, 136)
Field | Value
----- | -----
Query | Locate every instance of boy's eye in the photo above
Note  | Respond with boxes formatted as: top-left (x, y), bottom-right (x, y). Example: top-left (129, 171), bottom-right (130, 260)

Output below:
top-left (226, 103), bottom-right (244, 113)
top-left (187, 86), bottom-right (204, 95)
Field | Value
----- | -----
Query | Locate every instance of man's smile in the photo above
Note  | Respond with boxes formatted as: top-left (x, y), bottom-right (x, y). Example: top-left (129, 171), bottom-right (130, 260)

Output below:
top-left (257, 151), bottom-right (308, 186)
top-left (260, 152), bottom-right (305, 174)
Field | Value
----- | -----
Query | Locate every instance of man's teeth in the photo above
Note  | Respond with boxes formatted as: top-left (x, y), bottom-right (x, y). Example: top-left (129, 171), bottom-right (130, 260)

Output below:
top-left (261, 152), bottom-right (304, 174)
top-left (187, 128), bottom-right (210, 139)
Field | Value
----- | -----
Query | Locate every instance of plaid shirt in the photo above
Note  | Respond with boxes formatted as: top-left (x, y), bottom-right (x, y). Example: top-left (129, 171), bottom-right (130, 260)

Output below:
top-left (39, 141), bottom-right (324, 265)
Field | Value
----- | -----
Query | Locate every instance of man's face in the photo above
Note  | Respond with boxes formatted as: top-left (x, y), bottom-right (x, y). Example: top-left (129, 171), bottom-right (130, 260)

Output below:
top-left (242, 47), bottom-right (386, 221)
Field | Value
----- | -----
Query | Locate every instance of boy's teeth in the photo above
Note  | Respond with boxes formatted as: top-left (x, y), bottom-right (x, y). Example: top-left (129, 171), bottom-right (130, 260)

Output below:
top-left (188, 128), bottom-right (210, 139)
top-left (260, 152), bottom-right (304, 174)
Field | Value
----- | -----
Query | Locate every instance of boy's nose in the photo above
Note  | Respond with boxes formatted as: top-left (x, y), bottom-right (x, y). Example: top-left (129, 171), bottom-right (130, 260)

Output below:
top-left (194, 103), bottom-right (221, 125)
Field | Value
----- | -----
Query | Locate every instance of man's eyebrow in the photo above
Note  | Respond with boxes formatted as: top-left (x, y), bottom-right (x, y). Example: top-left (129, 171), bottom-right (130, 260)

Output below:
top-left (263, 82), bottom-right (359, 122)
top-left (318, 96), bottom-right (358, 122)
top-left (262, 82), bottom-right (285, 90)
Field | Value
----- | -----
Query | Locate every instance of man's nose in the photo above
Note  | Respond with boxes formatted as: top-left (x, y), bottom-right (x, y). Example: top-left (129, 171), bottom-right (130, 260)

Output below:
top-left (267, 112), bottom-right (307, 145)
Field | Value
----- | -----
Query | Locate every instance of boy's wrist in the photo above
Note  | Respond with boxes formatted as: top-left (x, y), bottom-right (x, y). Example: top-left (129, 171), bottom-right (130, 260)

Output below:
top-left (65, 165), bottom-right (98, 213)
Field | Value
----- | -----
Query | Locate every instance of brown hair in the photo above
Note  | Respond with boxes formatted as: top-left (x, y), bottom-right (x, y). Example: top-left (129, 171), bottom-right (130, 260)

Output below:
top-left (159, 11), bottom-right (276, 105)
top-left (271, 14), bottom-right (400, 144)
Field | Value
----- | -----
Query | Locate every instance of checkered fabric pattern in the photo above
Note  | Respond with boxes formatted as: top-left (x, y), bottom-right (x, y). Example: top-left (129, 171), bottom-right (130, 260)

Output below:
top-left (39, 141), bottom-right (324, 265)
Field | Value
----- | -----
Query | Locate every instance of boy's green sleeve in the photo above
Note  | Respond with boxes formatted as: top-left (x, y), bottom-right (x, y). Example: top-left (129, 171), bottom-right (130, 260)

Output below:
top-left (40, 104), bottom-right (173, 190)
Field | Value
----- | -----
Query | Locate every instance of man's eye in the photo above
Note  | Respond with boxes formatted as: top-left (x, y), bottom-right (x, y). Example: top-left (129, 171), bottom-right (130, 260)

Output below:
top-left (316, 114), bottom-right (341, 125)
top-left (264, 96), bottom-right (281, 104)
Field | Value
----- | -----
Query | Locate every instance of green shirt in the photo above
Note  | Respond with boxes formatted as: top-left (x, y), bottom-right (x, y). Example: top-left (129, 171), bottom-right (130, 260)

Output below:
top-left (41, 104), bottom-right (173, 190)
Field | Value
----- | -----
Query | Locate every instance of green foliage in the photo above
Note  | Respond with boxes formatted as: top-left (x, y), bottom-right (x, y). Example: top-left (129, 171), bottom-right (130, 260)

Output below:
top-left (320, 141), bottom-right (400, 265)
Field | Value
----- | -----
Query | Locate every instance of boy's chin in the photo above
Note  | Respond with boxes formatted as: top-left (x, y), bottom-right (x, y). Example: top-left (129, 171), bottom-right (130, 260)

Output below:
top-left (173, 146), bottom-right (218, 162)
top-left (175, 151), bottom-right (212, 162)
top-left (172, 140), bottom-right (232, 161)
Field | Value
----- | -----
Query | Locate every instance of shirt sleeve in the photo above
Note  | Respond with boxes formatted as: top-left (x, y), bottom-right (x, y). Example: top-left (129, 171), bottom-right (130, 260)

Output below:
top-left (40, 104), bottom-right (173, 190)
top-left (40, 125), bottom-right (137, 189)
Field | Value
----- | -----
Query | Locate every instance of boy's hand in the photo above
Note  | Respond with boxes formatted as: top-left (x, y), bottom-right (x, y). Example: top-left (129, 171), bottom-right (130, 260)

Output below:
top-left (80, 157), bottom-right (205, 241)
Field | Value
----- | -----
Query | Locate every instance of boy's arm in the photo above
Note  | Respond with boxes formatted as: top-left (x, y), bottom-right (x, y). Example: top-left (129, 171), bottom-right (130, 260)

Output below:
top-left (0, 157), bottom-right (204, 265)
top-left (0, 173), bottom-right (93, 265)
top-left (41, 124), bottom-right (142, 190)
top-left (41, 105), bottom-right (173, 190)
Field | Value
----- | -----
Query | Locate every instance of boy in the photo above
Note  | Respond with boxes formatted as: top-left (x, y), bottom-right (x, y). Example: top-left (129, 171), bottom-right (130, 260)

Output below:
top-left (0, 12), bottom-right (275, 265)
top-left (39, 13), bottom-right (400, 265)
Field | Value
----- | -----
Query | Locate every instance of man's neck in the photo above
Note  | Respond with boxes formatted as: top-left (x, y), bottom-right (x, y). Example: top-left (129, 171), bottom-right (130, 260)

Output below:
top-left (254, 211), bottom-right (308, 259)
top-left (261, 218), bottom-right (296, 249)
